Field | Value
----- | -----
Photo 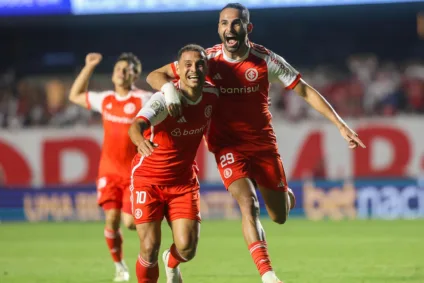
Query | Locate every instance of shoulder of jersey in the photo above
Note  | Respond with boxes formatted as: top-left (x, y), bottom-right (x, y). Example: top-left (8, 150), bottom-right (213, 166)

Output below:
top-left (206, 44), bottom-right (222, 59)
top-left (131, 88), bottom-right (154, 97)
top-left (202, 81), bottom-right (219, 97)
top-left (96, 90), bottom-right (115, 96)
top-left (250, 42), bottom-right (271, 55)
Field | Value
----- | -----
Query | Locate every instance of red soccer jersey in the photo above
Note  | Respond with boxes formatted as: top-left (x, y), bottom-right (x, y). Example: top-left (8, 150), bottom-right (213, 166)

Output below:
top-left (86, 89), bottom-right (152, 178)
top-left (171, 42), bottom-right (301, 152)
top-left (131, 82), bottom-right (219, 185)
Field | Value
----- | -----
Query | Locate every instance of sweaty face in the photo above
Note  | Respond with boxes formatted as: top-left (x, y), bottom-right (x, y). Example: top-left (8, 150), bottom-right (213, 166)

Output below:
top-left (218, 8), bottom-right (248, 53)
top-left (177, 51), bottom-right (207, 90)
top-left (112, 60), bottom-right (137, 88)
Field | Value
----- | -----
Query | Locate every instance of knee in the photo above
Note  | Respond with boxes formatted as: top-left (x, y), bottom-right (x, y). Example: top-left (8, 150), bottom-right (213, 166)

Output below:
top-left (176, 240), bottom-right (198, 261)
top-left (270, 213), bottom-right (287, 225)
top-left (123, 217), bottom-right (136, 231)
top-left (105, 211), bottom-right (121, 230)
top-left (139, 240), bottom-right (161, 263)
top-left (237, 195), bottom-right (260, 218)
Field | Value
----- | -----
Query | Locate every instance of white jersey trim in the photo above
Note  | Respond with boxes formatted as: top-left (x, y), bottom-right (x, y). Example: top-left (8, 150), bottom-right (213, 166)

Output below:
top-left (250, 48), bottom-right (300, 88)
top-left (130, 125), bottom-right (155, 214)
top-left (136, 92), bottom-right (169, 126)
top-left (86, 90), bottom-right (114, 113)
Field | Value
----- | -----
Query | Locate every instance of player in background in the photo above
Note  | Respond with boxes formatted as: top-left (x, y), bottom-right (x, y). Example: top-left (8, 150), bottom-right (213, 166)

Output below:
top-left (69, 52), bottom-right (152, 282)
top-left (146, 3), bottom-right (365, 283)
top-left (128, 44), bottom-right (218, 283)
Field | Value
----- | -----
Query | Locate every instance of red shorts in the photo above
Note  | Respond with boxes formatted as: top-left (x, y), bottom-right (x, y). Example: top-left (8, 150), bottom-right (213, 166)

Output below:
top-left (96, 175), bottom-right (132, 214)
top-left (214, 148), bottom-right (288, 192)
top-left (130, 179), bottom-right (201, 225)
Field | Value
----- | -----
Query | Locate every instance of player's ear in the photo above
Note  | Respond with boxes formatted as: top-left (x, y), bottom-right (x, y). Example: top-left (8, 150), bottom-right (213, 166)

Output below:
top-left (247, 23), bottom-right (253, 33)
top-left (175, 62), bottom-right (180, 75)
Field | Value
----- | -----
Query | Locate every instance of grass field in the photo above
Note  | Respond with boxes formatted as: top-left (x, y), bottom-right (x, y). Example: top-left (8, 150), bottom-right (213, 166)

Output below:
top-left (1, 219), bottom-right (423, 283)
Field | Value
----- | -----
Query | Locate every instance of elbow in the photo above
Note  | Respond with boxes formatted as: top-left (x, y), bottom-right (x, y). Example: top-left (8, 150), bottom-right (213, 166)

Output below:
top-left (68, 93), bottom-right (76, 103)
top-left (146, 72), bottom-right (154, 87)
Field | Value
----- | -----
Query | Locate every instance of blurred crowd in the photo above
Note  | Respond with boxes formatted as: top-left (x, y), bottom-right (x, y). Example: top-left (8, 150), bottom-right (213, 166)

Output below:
top-left (0, 54), bottom-right (423, 129)
top-left (270, 54), bottom-right (424, 121)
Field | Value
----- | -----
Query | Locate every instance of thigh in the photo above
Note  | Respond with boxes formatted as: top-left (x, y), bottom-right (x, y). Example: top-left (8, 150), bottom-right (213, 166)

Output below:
top-left (251, 151), bottom-right (288, 192)
top-left (257, 185), bottom-right (289, 221)
top-left (131, 182), bottom-right (165, 225)
top-left (166, 183), bottom-right (201, 223)
top-left (136, 220), bottom-right (162, 261)
top-left (214, 148), bottom-right (250, 190)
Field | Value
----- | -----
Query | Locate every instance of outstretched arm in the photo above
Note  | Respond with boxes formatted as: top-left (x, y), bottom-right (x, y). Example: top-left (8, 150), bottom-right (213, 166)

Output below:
top-left (293, 79), bottom-right (366, 149)
top-left (69, 53), bottom-right (102, 108)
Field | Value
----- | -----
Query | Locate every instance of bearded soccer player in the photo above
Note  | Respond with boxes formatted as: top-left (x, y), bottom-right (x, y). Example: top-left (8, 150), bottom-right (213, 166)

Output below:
top-left (69, 52), bottom-right (152, 282)
top-left (129, 44), bottom-right (218, 283)
top-left (146, 3), bottom-right (366, 283)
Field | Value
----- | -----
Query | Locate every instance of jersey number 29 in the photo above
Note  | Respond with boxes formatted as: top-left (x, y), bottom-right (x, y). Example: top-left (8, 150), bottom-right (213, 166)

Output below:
top-left (220, 153), bottom-right (234, 168)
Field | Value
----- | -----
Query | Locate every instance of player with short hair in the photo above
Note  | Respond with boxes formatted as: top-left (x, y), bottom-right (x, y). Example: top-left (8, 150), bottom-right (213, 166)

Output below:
top-left (128, 44), bottom-right (218, 283)
top-left (146, 3), bottom-right (365, 283)
top-left (69, 52), bottom-right (152, 282)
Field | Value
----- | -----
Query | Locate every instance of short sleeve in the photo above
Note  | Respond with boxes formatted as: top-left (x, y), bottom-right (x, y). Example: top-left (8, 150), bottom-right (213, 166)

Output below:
top-left (136, 92), bottom-right (169, 126)
top-left (170, 61), bottom-right (180, 79)
top-left (266, 51), bottom-right (301, 90)
top-left (86, 90), bottom-right (113, 113)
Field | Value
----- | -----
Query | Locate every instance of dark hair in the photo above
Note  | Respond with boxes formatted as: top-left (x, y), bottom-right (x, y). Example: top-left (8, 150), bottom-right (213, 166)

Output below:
top-left (221, 3), bottom-right (250, 23)
top-left (116, 52), bottom-right (142, 74)
top-left (177, 44), bottom-right (207, 61)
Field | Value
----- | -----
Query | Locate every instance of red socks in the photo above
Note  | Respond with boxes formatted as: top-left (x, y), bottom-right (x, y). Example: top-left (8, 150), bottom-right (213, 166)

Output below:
top-left (167, 243), bottom-right (188, 268)
top-left (104, 228), bottom-right (123, 263)
top-left (248, 240), bottom-right (273, 276)
top-left (136, 255), bottom-right (159, 283)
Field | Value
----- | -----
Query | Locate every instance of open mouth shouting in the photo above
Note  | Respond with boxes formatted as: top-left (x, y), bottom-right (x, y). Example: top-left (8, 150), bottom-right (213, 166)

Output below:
top-left (225, 34), bottom-right (239, 49)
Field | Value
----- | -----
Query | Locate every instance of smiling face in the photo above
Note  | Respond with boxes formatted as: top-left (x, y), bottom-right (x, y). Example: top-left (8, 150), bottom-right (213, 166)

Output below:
top-left (218, 7), bottom-right (251, 54)
top-left (176, 50), bottom-right (207, 90)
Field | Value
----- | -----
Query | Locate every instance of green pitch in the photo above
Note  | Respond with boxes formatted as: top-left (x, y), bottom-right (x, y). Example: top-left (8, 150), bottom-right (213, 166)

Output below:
top-left (1, 219), bottom-right (423, 283)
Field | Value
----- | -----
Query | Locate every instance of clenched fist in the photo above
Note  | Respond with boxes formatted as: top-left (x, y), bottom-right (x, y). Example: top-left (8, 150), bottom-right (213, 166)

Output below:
top-left (85, 53), bottom-right (102, 67)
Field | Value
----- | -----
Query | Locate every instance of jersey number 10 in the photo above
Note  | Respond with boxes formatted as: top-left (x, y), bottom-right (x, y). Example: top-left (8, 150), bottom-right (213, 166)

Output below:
top-left (135, 191), bottom-right (146, 204)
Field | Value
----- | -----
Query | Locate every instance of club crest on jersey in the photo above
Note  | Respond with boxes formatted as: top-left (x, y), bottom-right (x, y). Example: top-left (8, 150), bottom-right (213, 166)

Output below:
top-left (134, 209), bottom-right (143, 219)
top-left (245, 68), bottom-right (259, 82)
top-left (124, 102), bottom-right (136, 114)
top-left (224, 168), bottom-right (232, 179)
top-left (204, 105), bottom-right (212, 118)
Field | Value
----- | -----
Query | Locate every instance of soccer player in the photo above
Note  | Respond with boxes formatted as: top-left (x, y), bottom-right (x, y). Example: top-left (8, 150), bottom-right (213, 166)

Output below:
top-left (69, 52), bottom-right (152, 282)
top-left (146, 3), bottom-right (366, 283)
top-left (128, 44), bottom-right (218, 283)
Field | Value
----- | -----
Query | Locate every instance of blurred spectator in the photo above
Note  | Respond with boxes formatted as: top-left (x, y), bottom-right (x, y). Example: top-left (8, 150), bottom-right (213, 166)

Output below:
top-left (43, 79), bottom-right (91, 126)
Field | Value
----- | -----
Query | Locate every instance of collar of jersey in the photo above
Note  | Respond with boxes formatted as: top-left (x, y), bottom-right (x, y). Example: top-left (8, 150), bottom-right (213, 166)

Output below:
top-left (114, 90), bottom-right (132, 101)
top-left (178, 80), bottom-right (203, 105)
top-left (221, 43), bottom-right (250, 63)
